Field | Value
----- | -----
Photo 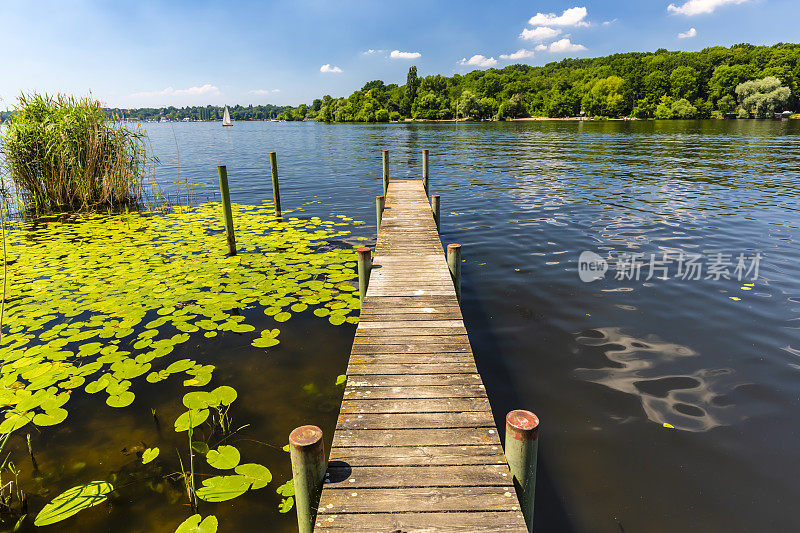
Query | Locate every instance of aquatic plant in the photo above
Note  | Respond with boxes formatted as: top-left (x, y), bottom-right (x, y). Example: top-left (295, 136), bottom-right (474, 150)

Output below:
top-left (0, 203), bottom-right (361, 437)
top-left (0, 93), bottom-right (152, 212)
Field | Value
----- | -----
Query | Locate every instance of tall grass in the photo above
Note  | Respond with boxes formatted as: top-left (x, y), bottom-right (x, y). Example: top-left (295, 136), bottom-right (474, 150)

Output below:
top-left (0, 93), bottom-right (151, 212)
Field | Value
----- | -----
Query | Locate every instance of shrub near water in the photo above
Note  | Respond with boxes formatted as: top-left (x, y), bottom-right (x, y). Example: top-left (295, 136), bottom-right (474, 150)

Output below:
top-left (0, 93), bottom-right (149, 211)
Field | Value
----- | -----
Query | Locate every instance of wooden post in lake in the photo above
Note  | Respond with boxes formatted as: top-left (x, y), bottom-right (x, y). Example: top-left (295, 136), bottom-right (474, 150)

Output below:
top-left (505, 410), bottom-right (540, 533)
top-left (431, 194), bottom-right (440, 233)
top-left (447, 243), bottom-right (461, 303)
top-left (289, 425), bottom-right (326, 533)
top-left (376, 195), bottom-right (385, 232)
top-left (269, 151), bottom-right (282, 217)
top-left (382, 150), bottom-right (389, 195)
top-left (217, 165), bottom-right (236, 255)
top-left (422, 149), bottom-right (429, 193)
top-left (357, 246), bottom-right (372, 302)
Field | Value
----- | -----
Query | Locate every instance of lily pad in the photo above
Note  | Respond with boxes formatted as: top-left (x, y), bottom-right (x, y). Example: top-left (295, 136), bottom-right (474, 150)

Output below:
top-left (206, 445), bottom-right (240, 470)
top-left (195, 475), bottom-right (250, 502)
top-left (34, 481), bottom-right (114, 526)
top-left (142, 447), bottom-right (159, 464)
top-left (174, 409), bottom-right (210, 432)
top-left (235, 463), bottom-right (272, 489)
top-left (175, 514), bottom-right (218, 533)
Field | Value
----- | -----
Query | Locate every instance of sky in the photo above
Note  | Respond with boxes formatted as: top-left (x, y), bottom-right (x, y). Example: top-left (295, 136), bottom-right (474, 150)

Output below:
top-left (1, 0), bottom-right (797, 109)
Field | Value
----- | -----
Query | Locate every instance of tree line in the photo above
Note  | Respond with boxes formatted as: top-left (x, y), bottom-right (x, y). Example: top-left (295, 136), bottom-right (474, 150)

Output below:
top-left (1, 43), bottom-right (795, 125)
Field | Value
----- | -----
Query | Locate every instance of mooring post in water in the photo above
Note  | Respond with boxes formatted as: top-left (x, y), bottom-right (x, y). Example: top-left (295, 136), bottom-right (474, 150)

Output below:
top-left (376, 195), bottom-right (385, 232)
top-left (357, 246), bottom-right (372, 302)
top-left (217, 164), bottom-right (236, 255)
top-left (289, 425), bottom-right (326, 533)
top-left (382, 150), bottom-right (389, 195)
top-left (447, 243), bottom-right (461, 303)
top-left (505, 410), bottom-right (540, 532)
top-left (431, 194), bottom-right (440, 233)
top-left (269, 151), bottom-right (282, 217)
top-left (422, 149), bottom-right (430, 193)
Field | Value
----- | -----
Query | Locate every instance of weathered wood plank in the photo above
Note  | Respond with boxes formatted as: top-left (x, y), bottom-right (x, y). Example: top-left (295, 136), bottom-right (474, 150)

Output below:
top-left (331, 427), bottom-right (501, 448)
top-left (314, 511), bottom-right (527, 532)
top-left (346, 374), bottom-right (485, 387)
top-left (328, 444), bottom-right (507, 466)
top-left (316, 486), bottom-right (520, 514)
top-left (339, 397), bottom-right (490, 414)
top-left (346, 362), bottom-right (478, 375)
top-left (342, 385), bottom-right (486, 399)
top-left (323, 464), bottom-right (513, 488)
top-left (336, 411), bottom-right (495, 430)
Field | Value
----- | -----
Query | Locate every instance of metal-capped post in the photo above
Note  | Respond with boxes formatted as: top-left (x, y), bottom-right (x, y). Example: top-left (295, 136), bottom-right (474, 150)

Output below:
top-left (376, 195), bottom-right (385, 232)
top-left (269, 151), bottom-right (282, 217)
top-left (382, 150), bottom-right (389, 195)
top-left (422, 149), bottom-right (429, 193)
top-left (505, 410), bottom-right (540, 532)
top-left (357, 246), bottom-right (372, 302)
top-left (431, 194), bottom-right (440, 233)
top-left (217, 165), bottom-right (236, 255)
top-left (289, 425), bottom-right (326, 533)
top-left (447, 243), bottom-right (461, 303)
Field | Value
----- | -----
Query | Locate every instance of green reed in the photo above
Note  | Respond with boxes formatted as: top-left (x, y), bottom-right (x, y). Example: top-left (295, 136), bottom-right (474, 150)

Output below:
top-left (0, 93), bottom-right (152, 212)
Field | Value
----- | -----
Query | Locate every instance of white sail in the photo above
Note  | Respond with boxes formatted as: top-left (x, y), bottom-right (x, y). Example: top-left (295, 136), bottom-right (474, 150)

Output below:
top-left (222, 106), bottom-right (232, 127)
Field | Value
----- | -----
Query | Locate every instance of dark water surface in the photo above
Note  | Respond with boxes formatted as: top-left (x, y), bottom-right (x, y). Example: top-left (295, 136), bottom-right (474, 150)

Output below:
top-left (15, 119), bottom-right (800, 532)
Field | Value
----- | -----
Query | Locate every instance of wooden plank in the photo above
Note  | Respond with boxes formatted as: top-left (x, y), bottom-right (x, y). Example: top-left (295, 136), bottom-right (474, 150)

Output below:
top-left (328, 444), bottom-right (507, 466)
top-left (342, 385), bottom-right (486, 399)
top-left (331, 427), bottom-right (501, 448)
top-left (316, 486), bottom-right (520, 514)
top-left (337, 411), bottom-right (495, 430)
top-left (346, 362), bottom-right (478, 375)
top-left (314, 511), bottom-right (527, 532)
top-left (323, 464), bottom-right (512, 488)
top-left (339, 397), bottom-right (491, 414)
top-left (346, 374), bottom-right (485, 387)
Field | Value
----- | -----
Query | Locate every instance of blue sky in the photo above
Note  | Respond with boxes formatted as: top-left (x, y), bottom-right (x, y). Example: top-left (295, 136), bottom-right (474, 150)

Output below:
top-left (1, 0), bottom-right (797, 109)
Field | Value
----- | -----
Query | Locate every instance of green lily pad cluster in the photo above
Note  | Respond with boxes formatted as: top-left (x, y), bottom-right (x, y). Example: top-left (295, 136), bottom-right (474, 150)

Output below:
top-left (0, 202), bottom-right (364, 436)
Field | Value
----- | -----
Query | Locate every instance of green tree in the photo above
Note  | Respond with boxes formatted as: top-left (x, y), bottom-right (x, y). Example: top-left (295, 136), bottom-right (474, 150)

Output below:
top-left (459, 91), bottom-right (481, 118)
top-left (403, 66), bottom-right (419, 116)
top-left (670, 66), bottom-right (700, 101)
top-left (735, 76), bottom-right (791, 118)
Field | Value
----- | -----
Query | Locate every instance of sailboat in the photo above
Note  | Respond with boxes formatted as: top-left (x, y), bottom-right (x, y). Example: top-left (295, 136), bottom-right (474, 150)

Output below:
top-left (222, 106), bottom-right (233, 127)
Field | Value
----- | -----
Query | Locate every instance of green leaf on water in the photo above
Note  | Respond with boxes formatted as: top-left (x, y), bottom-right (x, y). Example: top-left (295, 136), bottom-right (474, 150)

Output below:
top-left (210, 385), bottom-right (237, 406)
top-left (335, 374), bottom-right (347, 386)
top-left (141, 447), bottom-right (159, 464)
top-left (234, 463), bottom-right (272, 490)
top-left (278, 497), bottom-right (294, 513)
top-left (174, 514), bottom-right (218, 533)
top-left (174, 409), bottom-right (209, 432)
top-left (276, 479), bottom-right (294, 497)
top-left (206, 445), bottom-right (240, 470)
top-left (195, 475), bottom-right (250, 502)
top-left (34, 481), bottom-right (114, 526)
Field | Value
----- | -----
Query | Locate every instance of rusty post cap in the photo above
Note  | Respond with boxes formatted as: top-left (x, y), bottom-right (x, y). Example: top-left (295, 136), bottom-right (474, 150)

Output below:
top-left (447, 243), bottom-right (461, 251)
top-left (506, 410), bottom-right (540, 440)
top-left (357, 246), bottom-right (371, 254)
top-left (289, 425), bottom-right (323, 448)
top-left (376, 195), bottom-right (384, 199)
top-left (432, 194), bottom-right (440, 199)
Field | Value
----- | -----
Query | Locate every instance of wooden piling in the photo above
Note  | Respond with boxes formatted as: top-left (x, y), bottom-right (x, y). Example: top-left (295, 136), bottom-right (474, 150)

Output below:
top-left (447, 243), bottom-right (461, 303)
top-left (217, 165), bottom-right (236, 255)
top-left (376, 195), bottom-right (385, 232)
top-left (382, 150), bottom-right (389, 195)
top-left (422, 149), bottom-right (429, 193)
top-left (505, 410), bottom-right (540, 532)
top-left (431, 194), bottom-right (440, 233)
top-left (269, 151), bottom-right (282, 217)
top-left (290, 425), bottom-right (326, 533)
top-left (357, 246), bottom-right (372, 302)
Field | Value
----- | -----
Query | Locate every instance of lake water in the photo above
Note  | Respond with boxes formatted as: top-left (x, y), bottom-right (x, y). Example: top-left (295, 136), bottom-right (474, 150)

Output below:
top-left (8, 119), bottom-right (800, 532)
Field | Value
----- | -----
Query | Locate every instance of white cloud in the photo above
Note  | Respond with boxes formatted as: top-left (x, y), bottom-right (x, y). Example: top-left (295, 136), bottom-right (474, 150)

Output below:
top-left (667, 0), bottom-right (748, 16)
top-left (390, 50), bottom-right (422, 59)
top-left (320, 64), bottom-right (342, 73)
top-left (547, 38), bottom-right (588, 53)
top-left (249, 89), bottom-right (281, 95)
top-left (529, 6), bottom-right (589, 27)
top-left (520, 26), bottom-right (562, 41)
top-left (678, 27), bottom-right (698, 38)
top-left (535, 44), bottom-right (548, 51)
top-left (130, 84), bottom-right (219, 98)
top-left (500, 49), bottom-right (536, 60)
top-left (602, 18), bottom-right (618, 26)
top-left (362, 49), bottom-right (385, 55)
top-left (459, 54), bottom-right (498, 68)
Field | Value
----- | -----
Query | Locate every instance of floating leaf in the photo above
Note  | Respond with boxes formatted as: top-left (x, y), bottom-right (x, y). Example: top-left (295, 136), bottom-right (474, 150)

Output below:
top-left (210, 386), bottom-right (237, 406)
top-left (142, 447), bottom-right (159, 464)
top-left (278, 497), bottom-right (294, 513)
top-left (106, 391), bottom-right (135, 408)
top-left (276, 479), bottom-right (295, 497)
top-left (335, 374), bottom-right (347, 386)
top-left (174, 409), bottom-right (210, 432)
top-left (195, 475), bottom-right (250, 502)
top-left (175, 514), bottom-right (218, 533)
top-left (34, 481), bottom-right (114, 526)
top-left (33, 408), bottom-right (68, 427)
top-left (235, 463), bottom-right (272, 490)
top-left (206, 445), bottom-right (241, 470)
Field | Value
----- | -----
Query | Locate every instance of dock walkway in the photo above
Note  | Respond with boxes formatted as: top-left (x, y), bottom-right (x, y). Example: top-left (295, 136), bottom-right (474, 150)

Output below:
top-left (314, 180), bottom-right (528, 532)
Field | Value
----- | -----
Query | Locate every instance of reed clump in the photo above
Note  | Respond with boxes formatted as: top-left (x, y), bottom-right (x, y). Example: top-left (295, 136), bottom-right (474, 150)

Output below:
top-left (0, 93), bottom-right (150, 212)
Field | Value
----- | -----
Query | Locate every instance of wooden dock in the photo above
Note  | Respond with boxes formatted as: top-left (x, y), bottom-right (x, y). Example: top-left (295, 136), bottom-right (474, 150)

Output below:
top-left (314, 180), bottom-right (528, 532)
